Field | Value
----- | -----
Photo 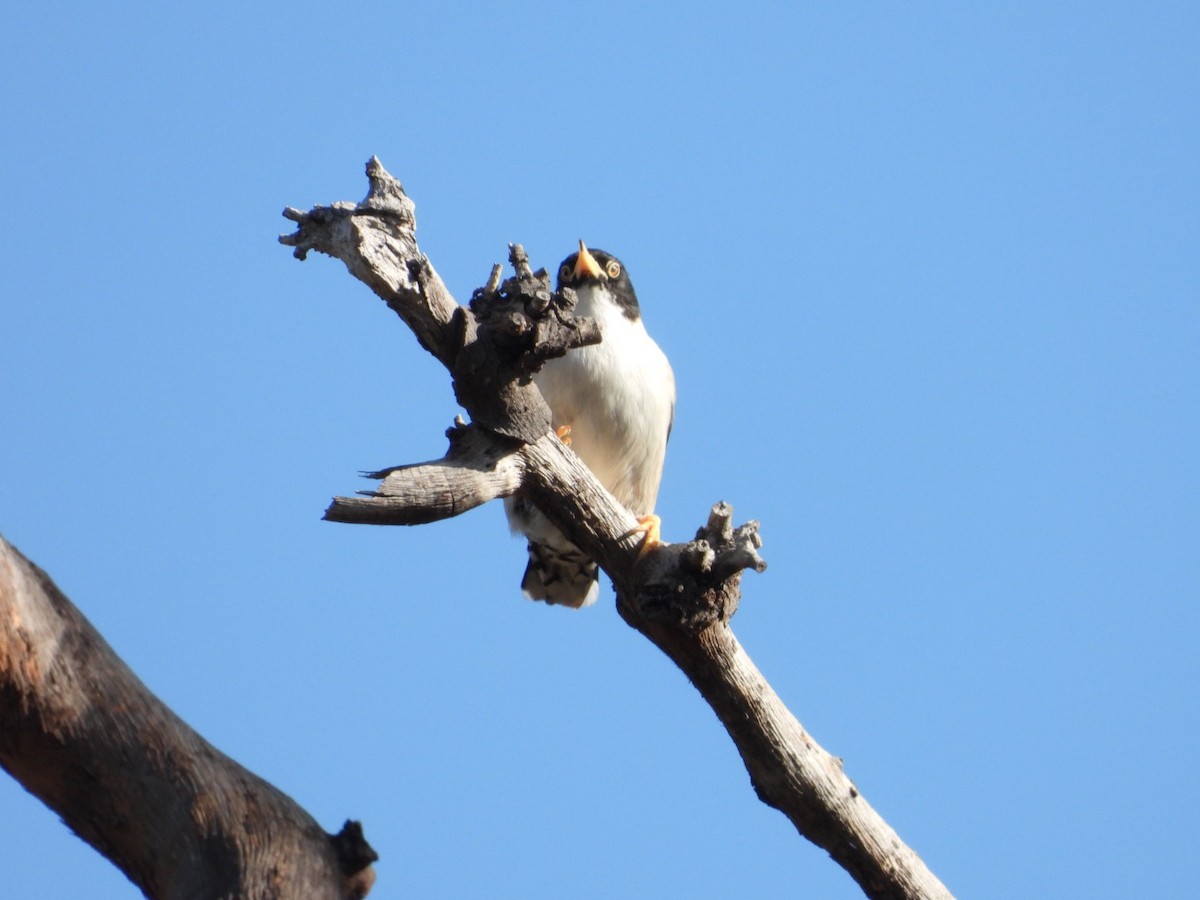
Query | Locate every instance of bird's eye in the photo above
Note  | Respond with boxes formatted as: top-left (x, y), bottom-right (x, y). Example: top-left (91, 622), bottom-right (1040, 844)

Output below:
top-left (559, 263), bottom-right (573, 281)
top-left (605, 260), bottom-right (621, 279)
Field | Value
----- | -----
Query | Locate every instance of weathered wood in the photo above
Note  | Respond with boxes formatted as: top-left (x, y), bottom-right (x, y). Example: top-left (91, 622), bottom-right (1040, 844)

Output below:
top-left (280, 158), bottom-right (954, 899)
top-left (326, 420), bottom-right (525, 525)
top-left (0, 537), bottom-right (376, 900)
top-left (636, 618), bottom-right (950, 900)
top-left (283, 157), bottom-right (456, 367)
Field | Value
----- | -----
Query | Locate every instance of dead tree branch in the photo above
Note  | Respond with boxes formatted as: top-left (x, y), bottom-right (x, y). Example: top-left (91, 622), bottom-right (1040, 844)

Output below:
top-left (280, 157), bottom-right (953, 900)
top-left (0, 537), bottom-right (377, 900)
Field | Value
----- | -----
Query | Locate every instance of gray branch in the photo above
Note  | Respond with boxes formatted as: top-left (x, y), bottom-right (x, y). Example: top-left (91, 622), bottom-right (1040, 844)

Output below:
top-left (326, 418), bottom-right (524, 525)
top-left (280, 158), bottom-right (953, 900)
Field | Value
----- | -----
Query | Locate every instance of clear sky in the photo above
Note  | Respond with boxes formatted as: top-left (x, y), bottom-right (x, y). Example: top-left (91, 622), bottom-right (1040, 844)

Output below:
top-left (2, 3), bottom-right (1197, 898)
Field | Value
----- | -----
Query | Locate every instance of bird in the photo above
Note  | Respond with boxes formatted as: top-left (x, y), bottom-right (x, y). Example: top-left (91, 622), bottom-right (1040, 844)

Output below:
top-left (504, 241), bottom-right (675, 607)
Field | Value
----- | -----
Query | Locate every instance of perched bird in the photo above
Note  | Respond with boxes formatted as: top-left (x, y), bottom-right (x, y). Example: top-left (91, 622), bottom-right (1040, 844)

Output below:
top-left (504, 241), bottom-right (675, 607)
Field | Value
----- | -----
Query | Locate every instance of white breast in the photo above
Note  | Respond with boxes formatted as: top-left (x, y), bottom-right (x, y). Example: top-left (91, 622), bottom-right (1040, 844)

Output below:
top-left (533, 285), bottom-right (675, 515)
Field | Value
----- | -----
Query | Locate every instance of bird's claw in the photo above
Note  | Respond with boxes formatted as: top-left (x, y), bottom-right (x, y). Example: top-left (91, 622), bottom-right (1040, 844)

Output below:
top-left (555, 424), bottom-right (573, 447)
top-left (627, 514), bottom-right (664, 557)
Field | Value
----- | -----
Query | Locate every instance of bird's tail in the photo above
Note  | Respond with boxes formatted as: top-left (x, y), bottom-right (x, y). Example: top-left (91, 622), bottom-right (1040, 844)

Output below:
top-left (521, 541), bottom-right (600, 608)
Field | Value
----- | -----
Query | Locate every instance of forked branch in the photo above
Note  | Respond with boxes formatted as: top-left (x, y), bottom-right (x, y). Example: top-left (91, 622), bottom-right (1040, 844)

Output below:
top-left (280, 158), bottom-right (952, 900)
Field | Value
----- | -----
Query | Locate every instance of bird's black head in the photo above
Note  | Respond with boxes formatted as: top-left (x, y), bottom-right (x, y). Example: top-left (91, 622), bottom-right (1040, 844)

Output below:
top-left (557, 241), bottom-right (640, 321)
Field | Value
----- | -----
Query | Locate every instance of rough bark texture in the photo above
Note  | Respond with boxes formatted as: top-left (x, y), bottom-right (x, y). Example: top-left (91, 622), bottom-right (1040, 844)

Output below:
top-left (281, 158), bottom-right (954, 899)
top-left (0, 537), bottom-right (377, 900)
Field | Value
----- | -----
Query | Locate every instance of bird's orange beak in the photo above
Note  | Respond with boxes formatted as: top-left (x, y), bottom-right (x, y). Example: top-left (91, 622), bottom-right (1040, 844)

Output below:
top-left (573, 240), bottom-right (604, 279)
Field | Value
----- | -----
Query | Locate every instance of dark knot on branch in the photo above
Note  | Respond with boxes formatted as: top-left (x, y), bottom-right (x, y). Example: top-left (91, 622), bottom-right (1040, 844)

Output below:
top-left (466, 242), bottom-right (601, 378)
top-left (621, 502), bottom-right (767, 633)
top-left (328, 819), bottom-right (378, 899)
top-left (452, 242), bottom-right (603, 441)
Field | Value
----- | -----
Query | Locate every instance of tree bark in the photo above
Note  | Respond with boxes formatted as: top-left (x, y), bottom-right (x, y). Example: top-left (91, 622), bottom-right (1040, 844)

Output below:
top-left (280, 158), bottom-right (954, 900)
top-left (0, 537), bottom-right (377, 900)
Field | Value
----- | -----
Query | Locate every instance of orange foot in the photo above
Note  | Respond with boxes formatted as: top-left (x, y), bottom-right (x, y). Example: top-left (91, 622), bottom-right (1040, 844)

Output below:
top-left (629, 514), bottom-right (664, 557)
top-left (555, 424), bottom-right (573, 447)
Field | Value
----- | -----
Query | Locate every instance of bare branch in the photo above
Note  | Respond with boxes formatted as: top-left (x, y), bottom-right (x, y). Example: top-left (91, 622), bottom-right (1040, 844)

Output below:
top-left (326, 419), bottom-right (524, 525)
top-left (281, 156), bottom-right (457, 366)
top-left (282, 158), bottom-right (954, 900)
top-left (281, 160), bottom-right (602, 443)
top-left (646, 622), bottom-right (951, 900)
top-left (0, 537), bottom-right (376, 900)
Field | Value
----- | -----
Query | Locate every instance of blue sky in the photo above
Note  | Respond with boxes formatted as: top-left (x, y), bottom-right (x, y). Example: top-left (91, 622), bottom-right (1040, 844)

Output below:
top-left (2, 3), bottom-right (1197, 897)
